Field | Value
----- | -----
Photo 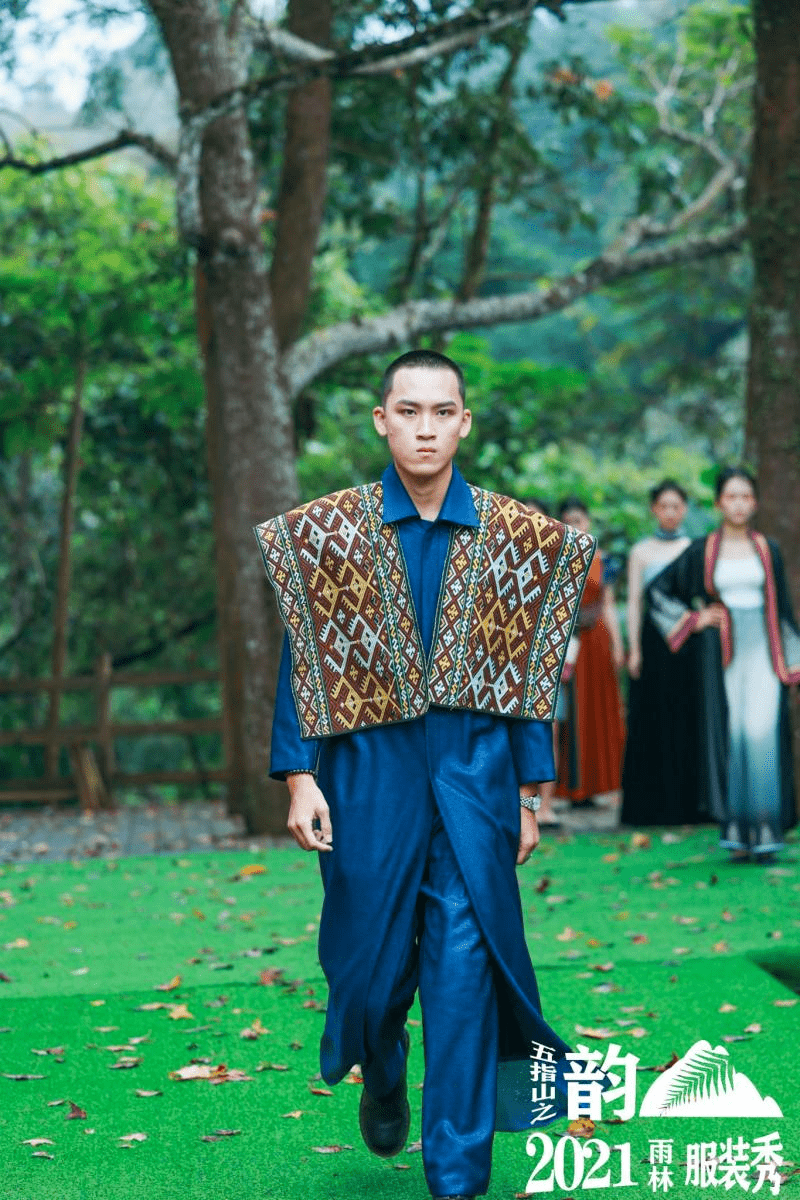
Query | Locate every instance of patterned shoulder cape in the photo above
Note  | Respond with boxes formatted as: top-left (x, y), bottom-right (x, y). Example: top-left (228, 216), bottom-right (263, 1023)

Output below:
top-left (254, 483), bottom-right (596, 738)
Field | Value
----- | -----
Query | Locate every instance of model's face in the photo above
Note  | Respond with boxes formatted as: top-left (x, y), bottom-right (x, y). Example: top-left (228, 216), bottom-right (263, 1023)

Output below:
top-left (651, 489), bottom-right (687, 533)
top-left (561, 507), bottom-right (591, 533)
top-left (716, 477), bottom-right (757, 528)
top-left (373, 366), bottom-right (471, 481)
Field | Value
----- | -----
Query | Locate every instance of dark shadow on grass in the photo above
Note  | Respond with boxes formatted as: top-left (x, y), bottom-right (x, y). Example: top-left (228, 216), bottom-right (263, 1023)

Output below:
top-left (748, 947), bottom-right (800, 994)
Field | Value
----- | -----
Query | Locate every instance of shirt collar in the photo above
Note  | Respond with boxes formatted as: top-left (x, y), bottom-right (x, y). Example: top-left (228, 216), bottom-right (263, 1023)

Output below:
top-left (381, 462), bottom-right (478, 527)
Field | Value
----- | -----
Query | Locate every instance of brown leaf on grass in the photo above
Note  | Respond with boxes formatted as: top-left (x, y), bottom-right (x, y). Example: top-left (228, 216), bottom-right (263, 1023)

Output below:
top-left (3, 1073), bottom-right (45, 1081)
top-left (119, 1132), bottom-right (147, 1143)
top-left (135, 1002), bottom-right (171, 1012)
top-left (31, 1046), bottom-right (65, 1057)
top-left (128, 1035), bottom-right (150, 1046)
top-left (767, 930), bottom-right (783, 940)
top-left (303, 999), bottom-right (325, 1010)
top-left (712, 941), bottom-right (730, 953)
top-left (201, 1129), bottom-right (242, 1142)
top-left (155, 974), bottom-right (182, 992)
top-left (238, 864), bottom-right (266, 877)
top-left (392, 1163), bottom-right (411, 1170)
top-left (719, 1003), bottom-right (737, 1013)
top-left (47, 1099), bottom-right (66, 1107)
top-left (31, 1151), bottom-right (54, 1159)
top-left (592, 983), bottom-right (622, 995)
top-left (629, 934), bottom-right (649, 945)
top-left (774, 998), bottom-right (798, 1007)
top-left (638, 1052), bottom-right (679, 1074)
top-left (630, 833), bottom-right (651, 850)
top-left (104, 1044), bottom-right (136, 1053)
top-left (744, 1023), bottom-right (762, 1034)
top-left (591, 962), bottom-right (615, 973)
top-left (109, 1057), bottom-right (142, 1070)
top-left (534, 875), bottom-right (551, 893)
top-left (407, 1019), bottom-right (421, 1027)
top-left (66, 1101), bottom-right (87, 1120)
top-left (629, 1028), bottom-right (648, 1038)
top-left (4, 937), bottom-right (29, 949)
top-left (282, 1110), bottom-right (305, 1119)
top-left (22, 1138), bottom-right (55, 1146)
top-left (168, 1004), bottom-right (194, 1021)
top-left (309, 1086), bottom-right (333, 1096)
top-left (721, 909), bottom-right (735, 922)
top-left (721, 1034), bottom-right (752, 1043)
top-left (289, 1040), bottom-right (303, 1051)
top-left (239, 1018), bottom-right (270, 1040)
top-left (601, 854), bottom-right (619, 863)
top-left (95, 1026), bottom-right (119, 1033)
top-left (673, 915), bottom-right (698, 925)
top-left (256, 1062), bottom-right (288, 1072)
top-left (567, 1118), bottom-right (596, 1138)
top-left (134, 1089), bottom-right (162, 1097)
top-left (344, 1068), bottom-right (364, 1085)
top-left (575, 1025), bottom-right (616, 1040)
top-left (259, 968), bottom-right (285, 987)
top-left (312, 1145), bottom-right (353, 1154)
top-left (89, 1000), bottom-right (105, 1007)
top-left (620, 1005), bottom-right (644, 1014)
top-left (0, 972), bottom-right (11, 983)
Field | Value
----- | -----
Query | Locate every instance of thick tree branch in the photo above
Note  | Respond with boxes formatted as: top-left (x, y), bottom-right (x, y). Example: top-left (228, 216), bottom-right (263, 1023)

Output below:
top-left (0, 127), bottom-right (177, 174)
top-left (284, 222), bottom-right (747, 397)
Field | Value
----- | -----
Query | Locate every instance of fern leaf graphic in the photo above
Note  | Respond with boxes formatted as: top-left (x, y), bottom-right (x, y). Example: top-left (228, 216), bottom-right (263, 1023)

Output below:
top-left (660, 1049), bottom-right (734, 1113)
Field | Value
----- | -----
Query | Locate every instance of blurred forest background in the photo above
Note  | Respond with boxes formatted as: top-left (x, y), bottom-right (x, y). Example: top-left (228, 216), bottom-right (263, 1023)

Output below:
top-left (0, 0), bottom-right (797, 832)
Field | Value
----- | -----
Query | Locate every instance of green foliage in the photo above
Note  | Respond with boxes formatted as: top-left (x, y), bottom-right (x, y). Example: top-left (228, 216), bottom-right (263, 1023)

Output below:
top-left (0, 163), bottom-right (213, 743)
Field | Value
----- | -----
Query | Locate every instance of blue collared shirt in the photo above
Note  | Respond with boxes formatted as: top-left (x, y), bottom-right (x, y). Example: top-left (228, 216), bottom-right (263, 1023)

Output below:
top-left (270, 463), bottom-right (554, 785)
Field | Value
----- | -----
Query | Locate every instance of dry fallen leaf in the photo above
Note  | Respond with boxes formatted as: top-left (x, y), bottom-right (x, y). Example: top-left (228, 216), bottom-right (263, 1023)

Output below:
top-left (4, 1073), bottom-right (46, 1081)
top-left (109, 1057), bottom-right (142, 1070)
top-left (31, 1151), bottom-right (54, 1160)
top-left (629, 1027), bottom-right (648, 1038)
top-left (238, 864), bottom-right (266, 877)
top-left (282, 1110), bottom-right (305, 1119)
top-left (575, 1024), bottom-right (616, 1040)
top-left (556, 926), bottom-right (582, 942)
top-left (712, 941), bottom-right (729, 953)
top-left (66, 1101), bottom-right (87, 1120)
top-left (168, 1004), bottom-right (194, 1021)
top-left (591, 962), bottom-right (615, 973)
top-left (22, 1138), bottom-right (54, 1146)
top-left (567, 1118), bottom-right (596, 1138)
top-left (155, 974), bottom-right (182, 992)
top-left (309, 1086), bottom-right (333, 1096)
top-left (134, 1089), bottom-right (162, 1098)
top-left (135, 1002), bottom-right (171, 1012)
top-left (4, 937), bottom-right (29, 949)
top-left (718, 1003), bottom-right (737, 1013)
top-left (256, 1062), bottom-right (288, 1072)
top-left (722, 1034), bottom-right (752, 1043)
top-left (312, 1145), bottom-right (353, 1154)
top-left (630, 833), bottom-right (651, 850)
top-left (259, 968), bottom-right (284, 987)
top-left (119, 1132), bottom-right (148, 1143)
top-left (774, 999), bottom-right (798, 1007)
top-left (744, 1023), bottom-right (762, 1034)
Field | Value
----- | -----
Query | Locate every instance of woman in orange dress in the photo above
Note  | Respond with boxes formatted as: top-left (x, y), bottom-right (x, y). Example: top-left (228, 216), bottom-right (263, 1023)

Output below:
top-left (556, 498), bottom-right (626, 805)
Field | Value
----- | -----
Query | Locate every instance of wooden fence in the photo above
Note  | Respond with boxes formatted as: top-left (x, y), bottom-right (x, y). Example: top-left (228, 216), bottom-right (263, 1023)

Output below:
top-left (0, 655), bottom-right (228, 809)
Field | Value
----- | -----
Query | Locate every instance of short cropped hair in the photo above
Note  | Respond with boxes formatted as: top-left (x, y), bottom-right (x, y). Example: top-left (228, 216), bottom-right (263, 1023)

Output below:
top-left (380, 349), bottom-right (466, 405)
top-left (714, 465), bottom-right (758, 501)
top-left (649, 478), bottom-right (688, 505)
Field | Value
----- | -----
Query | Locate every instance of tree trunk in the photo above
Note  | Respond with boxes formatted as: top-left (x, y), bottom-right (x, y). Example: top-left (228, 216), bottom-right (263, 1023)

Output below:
top-left (150, 0), bottom-right (297, 834)
top-left (745, 0), bottom-right (800, 804)
top-left (45, 358), bottom-right (85, 780)
top-left (269, 0), bottom-right (333, 350)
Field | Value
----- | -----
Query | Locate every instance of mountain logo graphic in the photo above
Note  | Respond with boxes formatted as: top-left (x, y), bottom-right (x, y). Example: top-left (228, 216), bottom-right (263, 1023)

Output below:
top-left (639, 1039), bottom-right (783, 1118)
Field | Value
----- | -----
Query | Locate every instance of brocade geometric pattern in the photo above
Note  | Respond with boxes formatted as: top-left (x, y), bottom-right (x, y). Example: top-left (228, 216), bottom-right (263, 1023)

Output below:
top-left (254, 484), bottom-right (595, 738)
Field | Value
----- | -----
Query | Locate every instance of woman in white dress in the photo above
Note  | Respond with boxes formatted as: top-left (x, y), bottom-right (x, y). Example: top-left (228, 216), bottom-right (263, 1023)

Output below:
top-left (647, 468), bottom-right (800, 861)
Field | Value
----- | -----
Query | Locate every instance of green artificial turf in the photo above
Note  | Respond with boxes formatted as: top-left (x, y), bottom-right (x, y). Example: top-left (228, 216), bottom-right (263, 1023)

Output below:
top-left (0, 827), bottom-right (798, 1200)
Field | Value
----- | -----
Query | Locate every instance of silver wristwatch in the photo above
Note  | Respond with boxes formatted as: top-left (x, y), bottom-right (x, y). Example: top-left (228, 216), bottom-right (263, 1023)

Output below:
top-left (519, 792), bottom-right (541, 813)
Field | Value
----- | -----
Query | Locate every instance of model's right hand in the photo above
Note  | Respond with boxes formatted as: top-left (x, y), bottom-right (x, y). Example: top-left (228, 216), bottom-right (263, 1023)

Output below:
top-left (286, 773), bottom-right (333, 852)
top-left (694, 603), bottom-right (727, 632)
top-left (627, 648), bottom-right (642, 679)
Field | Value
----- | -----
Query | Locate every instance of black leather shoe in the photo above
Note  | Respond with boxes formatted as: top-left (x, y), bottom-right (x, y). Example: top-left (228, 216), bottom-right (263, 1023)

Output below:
top-left (358, 1029), bottom-right (411, 1158)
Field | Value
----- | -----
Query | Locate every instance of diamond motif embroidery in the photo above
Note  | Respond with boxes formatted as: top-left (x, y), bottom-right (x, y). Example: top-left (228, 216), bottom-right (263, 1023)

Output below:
top-left (255, 485), bottom-right (595, 735)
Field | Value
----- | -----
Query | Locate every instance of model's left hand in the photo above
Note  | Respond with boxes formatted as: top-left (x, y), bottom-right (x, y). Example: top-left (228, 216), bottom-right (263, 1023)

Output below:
top-left (517, 807), bottom-right (540, 865)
